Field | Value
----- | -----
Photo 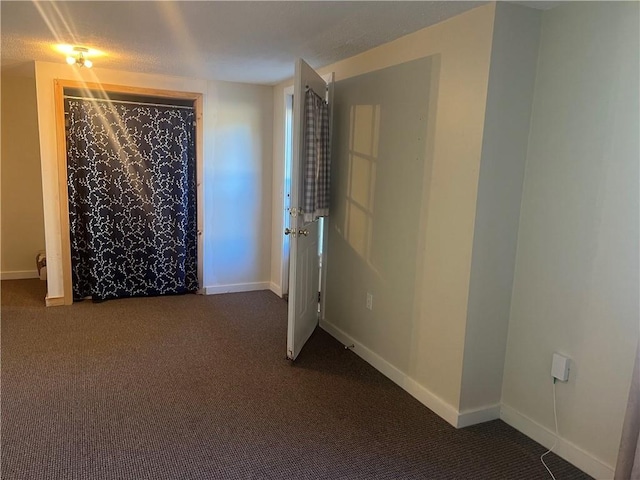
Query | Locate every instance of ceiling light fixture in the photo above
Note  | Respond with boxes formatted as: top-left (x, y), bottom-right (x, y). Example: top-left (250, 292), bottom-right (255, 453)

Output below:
top-left (66, 46), bottom-right (93, 68)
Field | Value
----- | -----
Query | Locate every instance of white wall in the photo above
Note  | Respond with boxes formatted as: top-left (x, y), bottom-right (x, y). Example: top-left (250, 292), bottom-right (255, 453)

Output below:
top-left (33, 61), bottom-right (273, 302)
top-left (203, 80), bottom-right (273, 293)
top-left (501, 2), bottom-right (640, 477)
top-left (1, 64), bottom-right (46, 279)
top-left (272, 3), bottom-right (498, 423)
top-left (459, 3), bottom-right (541, 413)
top-left (270, 85), bottom-right (289, 295)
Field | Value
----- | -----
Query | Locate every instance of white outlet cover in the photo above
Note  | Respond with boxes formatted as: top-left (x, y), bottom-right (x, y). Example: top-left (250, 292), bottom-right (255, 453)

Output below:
top-left (551, 353), bottom-right (570, 382)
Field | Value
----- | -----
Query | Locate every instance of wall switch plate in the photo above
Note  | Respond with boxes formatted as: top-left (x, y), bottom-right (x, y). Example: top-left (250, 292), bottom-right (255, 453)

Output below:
top-left (366, 293), bottom-right (373, 310)
top-left (551, 353), bottom-right (570, 382)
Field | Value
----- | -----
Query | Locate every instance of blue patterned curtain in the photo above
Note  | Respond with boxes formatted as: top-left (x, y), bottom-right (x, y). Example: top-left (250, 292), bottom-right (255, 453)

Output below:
top-left (302, 89), bottom-right (330, 224)
top-left (66, 98), bottom-right (198, 301)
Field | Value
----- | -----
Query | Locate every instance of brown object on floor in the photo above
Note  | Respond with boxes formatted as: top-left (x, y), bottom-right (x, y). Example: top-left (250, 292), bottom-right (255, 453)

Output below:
top-left (1, 279), bottom-right (591, 480)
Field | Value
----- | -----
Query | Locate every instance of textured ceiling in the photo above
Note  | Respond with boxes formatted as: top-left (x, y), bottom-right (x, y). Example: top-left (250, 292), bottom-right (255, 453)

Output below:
top-left (1, 1), bottom-right (558, 85)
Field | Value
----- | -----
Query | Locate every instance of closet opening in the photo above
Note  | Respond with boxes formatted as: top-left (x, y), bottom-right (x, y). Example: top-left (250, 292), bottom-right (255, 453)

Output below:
top-left (54, 80), bottom-right (204, 305)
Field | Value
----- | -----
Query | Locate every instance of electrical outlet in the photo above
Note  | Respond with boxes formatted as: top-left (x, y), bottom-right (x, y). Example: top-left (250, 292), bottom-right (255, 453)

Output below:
top-left (366, 293), bottom-right (373, 310)
top-left (551, 353), bottom-right (570, 382)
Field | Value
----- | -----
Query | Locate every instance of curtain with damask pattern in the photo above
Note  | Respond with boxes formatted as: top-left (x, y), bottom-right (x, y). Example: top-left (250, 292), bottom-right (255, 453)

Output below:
top-left (66, 98), bottom-right (198, 301)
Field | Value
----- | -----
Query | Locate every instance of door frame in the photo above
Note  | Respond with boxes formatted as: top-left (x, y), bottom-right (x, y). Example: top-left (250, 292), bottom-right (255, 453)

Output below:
top-left (280, 85), bottom-right (294, 298)
top-left (319, 72), bottom-right (334, 323)
top-left (53, 80), bottom-right (204, 305)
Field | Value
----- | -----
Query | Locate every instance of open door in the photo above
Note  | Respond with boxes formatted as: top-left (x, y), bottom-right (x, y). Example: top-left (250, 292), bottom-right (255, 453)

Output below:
top-left (286, 59), bottom-right (331, 360)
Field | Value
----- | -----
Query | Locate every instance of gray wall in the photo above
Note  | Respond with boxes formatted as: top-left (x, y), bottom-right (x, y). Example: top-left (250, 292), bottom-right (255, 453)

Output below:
top-left (325, 57), bottom-right (432, 371)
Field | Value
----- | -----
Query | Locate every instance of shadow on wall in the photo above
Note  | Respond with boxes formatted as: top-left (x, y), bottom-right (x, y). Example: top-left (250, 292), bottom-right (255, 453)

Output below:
top-left (325, 55), bottom-right (440, 371)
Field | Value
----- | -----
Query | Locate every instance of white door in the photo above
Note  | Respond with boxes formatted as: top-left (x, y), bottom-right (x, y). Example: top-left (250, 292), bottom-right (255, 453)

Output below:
top-left (286, 59), bottom-right (330, 360)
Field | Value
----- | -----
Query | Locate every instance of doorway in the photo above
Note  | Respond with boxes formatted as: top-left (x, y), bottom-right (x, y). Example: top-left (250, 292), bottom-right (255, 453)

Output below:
top-left (280, 86), bottom-right (294, 299)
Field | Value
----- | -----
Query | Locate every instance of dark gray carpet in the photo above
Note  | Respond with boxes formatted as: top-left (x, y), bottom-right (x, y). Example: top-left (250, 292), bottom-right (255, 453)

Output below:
top-left (1, 279), bottom-right (591, 480)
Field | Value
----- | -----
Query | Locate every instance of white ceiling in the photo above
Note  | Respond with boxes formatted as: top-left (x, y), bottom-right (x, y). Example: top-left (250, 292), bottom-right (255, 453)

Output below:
top-left (1, 1), bottom-right (560, 85)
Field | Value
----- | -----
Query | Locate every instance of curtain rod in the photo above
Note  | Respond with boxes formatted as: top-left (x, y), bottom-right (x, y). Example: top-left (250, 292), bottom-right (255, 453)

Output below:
top-left (305, 84), bottom-right (329, 91)
top-left (304, 85), bottom-right (328, 104)
top-left (64, 95), bottom-right (194, 110)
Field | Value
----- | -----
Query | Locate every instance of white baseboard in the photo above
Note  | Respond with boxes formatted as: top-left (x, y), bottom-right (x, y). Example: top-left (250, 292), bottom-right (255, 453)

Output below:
top-left (457, 404), bottom-right (501, 428)
top-left (319, 319), bottom-right (605, 477)
top-left (203, 282), bottom-right (271, 295)
top-left (1, 270), bottom-right (39, 280)
top-left (269, 282), bottom-right (282, 297)
top-left (400, 373), bottom-right (461, 428)
top-left (320, 319), bottom-right (498, 429)
top-left (500, 403), bottom-right (613, 479)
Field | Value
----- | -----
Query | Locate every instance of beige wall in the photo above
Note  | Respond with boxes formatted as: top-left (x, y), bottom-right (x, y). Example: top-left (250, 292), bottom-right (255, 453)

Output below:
top-left (501, 2), bottom-right (639, 477)
top-left (272, 3), bottom-right (497, 422)
top-left (459, 3), bottom-right (541, 412)
top-left (1, 64), bottom-right (46, 278)
top-left (33, 61), bottom-right (274, 301)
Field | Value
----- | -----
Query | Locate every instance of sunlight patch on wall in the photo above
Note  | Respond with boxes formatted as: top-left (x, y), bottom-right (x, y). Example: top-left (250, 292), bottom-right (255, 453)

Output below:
top-left (344, 104), bottom-right (380, 265)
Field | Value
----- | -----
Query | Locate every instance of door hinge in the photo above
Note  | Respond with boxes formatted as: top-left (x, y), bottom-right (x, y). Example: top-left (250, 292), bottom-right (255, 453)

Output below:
top-left (318, 291), bottom-right (321, 303)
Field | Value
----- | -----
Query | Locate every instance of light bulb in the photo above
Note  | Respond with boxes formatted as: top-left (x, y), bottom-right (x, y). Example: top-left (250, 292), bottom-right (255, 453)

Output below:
top-left (66, 56), bottom-right (76, 65)
top-left (84, 59), bottom-right (92, 68)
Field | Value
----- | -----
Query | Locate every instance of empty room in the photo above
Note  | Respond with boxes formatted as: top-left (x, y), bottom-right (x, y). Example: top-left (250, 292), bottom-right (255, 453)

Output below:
top-left (1, 1), bottom-right (638, 479)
